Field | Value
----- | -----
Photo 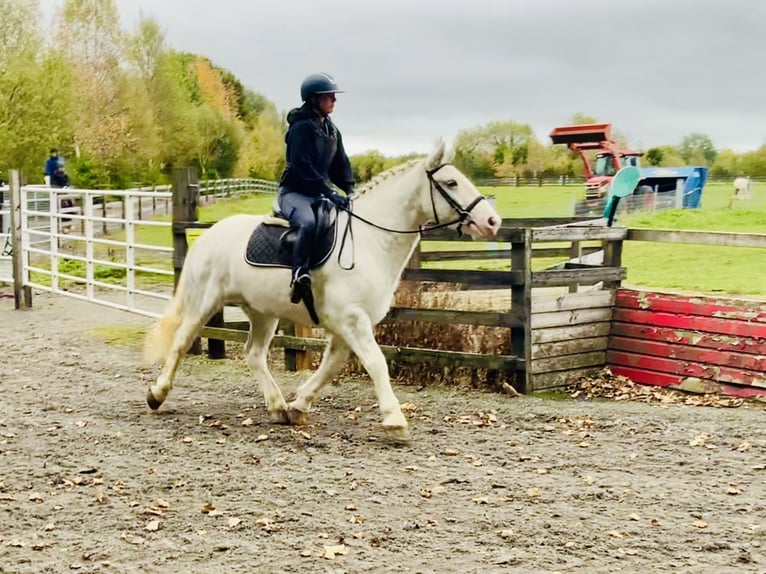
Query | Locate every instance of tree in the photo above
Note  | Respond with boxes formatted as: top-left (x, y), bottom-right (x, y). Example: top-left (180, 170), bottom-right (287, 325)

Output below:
top-left (0, 0), bottom-right (73, 179)
top-left (645, 147), bottom-right (664, 166)
top-left (454, 120), bottom-right (537, 179)
top-left (678, 133), bottom-right (717, 166)
top-left (56, 0), bottom-right (138, 184)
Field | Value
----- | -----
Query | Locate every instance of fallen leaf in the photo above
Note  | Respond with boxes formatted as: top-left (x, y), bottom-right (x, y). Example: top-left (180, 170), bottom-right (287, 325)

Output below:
top-left (527, 487), bottom-right (541, 499)
top-left (629, 513), bottom-right (641, 521)
top-left (227, 517), bottom-right (242, 528)
top-left (443, 449), bottom-right (459, 456)
top-left (144, 519), bottom-right (161, 532)
top-left (156, 499), bottom-right (169, 508)
top-left (28, 492), bottom-right (43, 503)
top-left (496, 529), bottom-right (514, 539)
top-left (726, 487), bottom-right (741, 495)
top-left (241, 418), bottom-right (254, 427)
top-left (94, 488), bottom-right (107, 504)
top-left (299, 549), bottom-right (312, 557)
top-left (689, 433), bottom-right (708, 447)
top-left (255, 434), bottom-right (269, 442)
top-left (692, 520), bottom-right (708, 529)
top-left (201, 502), bottom-right (216, 514)
top-left (322, 544), bottom-right (348, 560)
top-left (736, 442), bottom-right (751, 452)
top-left (472, 497), bottom-right (489, 505)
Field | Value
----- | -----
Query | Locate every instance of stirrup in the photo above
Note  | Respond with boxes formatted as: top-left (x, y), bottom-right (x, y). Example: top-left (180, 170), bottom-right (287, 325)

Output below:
top-left (290, 272), bottom-right (311, 304)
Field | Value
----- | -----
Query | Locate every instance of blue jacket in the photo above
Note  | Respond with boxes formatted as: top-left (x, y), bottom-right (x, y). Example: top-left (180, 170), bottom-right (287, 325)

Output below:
top-left (279, 104), bottom-right (354, 197)
top-left (45, 156), bottom-right (60, 177)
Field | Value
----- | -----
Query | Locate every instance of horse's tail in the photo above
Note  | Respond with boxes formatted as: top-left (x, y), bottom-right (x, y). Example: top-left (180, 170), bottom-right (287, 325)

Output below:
top-left (144, 284), bottom-right (185, 365)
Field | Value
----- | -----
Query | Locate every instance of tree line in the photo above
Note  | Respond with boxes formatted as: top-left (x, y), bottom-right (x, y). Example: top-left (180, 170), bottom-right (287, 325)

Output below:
top-left (2, 1), bottom-right (764, 189)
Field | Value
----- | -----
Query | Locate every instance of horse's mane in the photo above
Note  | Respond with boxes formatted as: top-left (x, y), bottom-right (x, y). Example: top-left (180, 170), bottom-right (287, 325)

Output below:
top-left (357, 158), bottom-right (423, 195)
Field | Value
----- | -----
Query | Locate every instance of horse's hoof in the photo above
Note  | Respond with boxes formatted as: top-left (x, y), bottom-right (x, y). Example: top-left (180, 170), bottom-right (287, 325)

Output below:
top-left (381, 425), bottom-right (411, 445)
top-left (269, 409), bottom-right (290, 425)
top-left (146, 389), bottom-right (164, 410)
top-left (287, 408), bottom-right (309, 426)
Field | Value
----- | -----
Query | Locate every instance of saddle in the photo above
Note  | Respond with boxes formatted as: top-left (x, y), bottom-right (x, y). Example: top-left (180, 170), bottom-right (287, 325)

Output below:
top-left (244, 198), bottom-right (338, 270)
top-left (244, 198), bottom-right (339, 325)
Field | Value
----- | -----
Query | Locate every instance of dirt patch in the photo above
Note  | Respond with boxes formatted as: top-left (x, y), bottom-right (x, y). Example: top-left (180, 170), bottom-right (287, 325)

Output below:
top-left (1, 291), bottom-right (765, 573)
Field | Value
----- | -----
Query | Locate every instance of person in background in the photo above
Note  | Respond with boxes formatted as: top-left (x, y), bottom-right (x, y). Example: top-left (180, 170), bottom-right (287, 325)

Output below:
top-left (51, 164), bottom-right (73, 228)
top-left (277, 73), bottom-right (355, 303)
top-left (51, 165), bottom-right (69, 188)
top-left (44, 148), bottom-right (60, 186)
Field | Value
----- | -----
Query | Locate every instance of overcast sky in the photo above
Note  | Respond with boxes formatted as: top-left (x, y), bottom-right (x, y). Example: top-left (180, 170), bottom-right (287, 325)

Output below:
top-left (99, 0), bottom-right (766, 155)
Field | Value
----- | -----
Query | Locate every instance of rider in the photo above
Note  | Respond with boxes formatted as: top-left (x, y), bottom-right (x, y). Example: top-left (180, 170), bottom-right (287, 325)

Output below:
top-left (278, 73), bottom-right (355, 303)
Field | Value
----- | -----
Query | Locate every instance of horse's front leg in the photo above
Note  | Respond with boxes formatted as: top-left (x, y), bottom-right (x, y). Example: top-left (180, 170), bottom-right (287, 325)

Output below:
top-left (287, 335), bottom-right (351, 425)
top-left (336, 314), bottom-right (409, 442)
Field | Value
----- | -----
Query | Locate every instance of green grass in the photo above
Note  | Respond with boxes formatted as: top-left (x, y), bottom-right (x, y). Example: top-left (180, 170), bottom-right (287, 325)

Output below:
top-left (618, 182), bottom-right (766, 297)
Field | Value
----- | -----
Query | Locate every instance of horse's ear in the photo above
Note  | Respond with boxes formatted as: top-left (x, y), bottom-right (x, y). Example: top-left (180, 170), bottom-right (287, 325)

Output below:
top-left (426, 138), bottom-right (446, 170)
top-left (443, 143), bottom-right (455, 164)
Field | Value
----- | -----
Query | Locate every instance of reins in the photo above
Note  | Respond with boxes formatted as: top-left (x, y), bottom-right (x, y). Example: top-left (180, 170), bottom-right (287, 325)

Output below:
top-left (335, 163), bottom-right (487, 269)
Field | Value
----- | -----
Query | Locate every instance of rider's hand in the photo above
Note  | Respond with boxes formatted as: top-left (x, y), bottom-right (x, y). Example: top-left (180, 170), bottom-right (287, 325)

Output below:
top-left (329, 192), bottom-right (349, 210)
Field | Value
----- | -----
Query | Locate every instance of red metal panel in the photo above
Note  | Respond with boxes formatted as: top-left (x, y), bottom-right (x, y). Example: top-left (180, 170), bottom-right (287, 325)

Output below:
top-left (612, 308), bottom-right (766, 339)
top-left (607, 350), bottom-right (766, 387)
top-left (616, 290), bottom-right (766, 322)
top-left (609, 336), bottom-right (766, 371)
top-left (610, 366), bottom-right (766, 399)
top-left (610, 322), bottom-right (766, 355)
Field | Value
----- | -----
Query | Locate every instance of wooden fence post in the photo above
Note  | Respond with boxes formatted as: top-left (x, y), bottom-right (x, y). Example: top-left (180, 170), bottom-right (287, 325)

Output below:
top-left (9, 170), bottom-right (32, 309)
top-left (511, 228), bottom-right (532, 393)
top-left (172, 167), bottom-right (203, 355)
top-left (602, 236), bottom-right (624, 290)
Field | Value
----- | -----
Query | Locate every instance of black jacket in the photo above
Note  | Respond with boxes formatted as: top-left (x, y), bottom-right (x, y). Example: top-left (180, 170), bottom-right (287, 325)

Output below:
top-left (279, 104), bottom-right (354, 197)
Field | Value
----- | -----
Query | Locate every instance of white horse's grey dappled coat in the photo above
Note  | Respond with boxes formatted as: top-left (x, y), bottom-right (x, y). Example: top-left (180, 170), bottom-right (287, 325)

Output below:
top-left (144, 140), bottom-right (502, 441)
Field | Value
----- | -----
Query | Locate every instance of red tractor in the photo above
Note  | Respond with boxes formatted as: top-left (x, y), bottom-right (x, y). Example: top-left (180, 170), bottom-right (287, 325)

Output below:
top-left (550, 123), bottom-right (651, 213)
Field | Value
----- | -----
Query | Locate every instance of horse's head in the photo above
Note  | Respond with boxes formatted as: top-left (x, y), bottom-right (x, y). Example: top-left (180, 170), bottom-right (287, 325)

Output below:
top-left (424, 139), bottom-right (502, 239)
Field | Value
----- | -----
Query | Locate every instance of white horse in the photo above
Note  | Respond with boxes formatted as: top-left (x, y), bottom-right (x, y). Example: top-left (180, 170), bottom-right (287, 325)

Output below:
top-left (143, 139), bottom-right (502, 441)
top-left (733, 176), bottom-right (752, 200)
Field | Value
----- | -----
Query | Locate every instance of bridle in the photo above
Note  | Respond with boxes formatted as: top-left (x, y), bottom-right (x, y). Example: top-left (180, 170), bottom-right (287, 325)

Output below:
top-left (333, 163), bottom-right (487, 270)
top-left (424, 163), bottom-right (487, 237)
top-left (341, 163), bottom-right (487, 236)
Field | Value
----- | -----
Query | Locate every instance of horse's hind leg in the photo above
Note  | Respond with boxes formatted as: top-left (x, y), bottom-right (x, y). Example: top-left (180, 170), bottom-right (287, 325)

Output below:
top-left (287, 335), bottom-right (351, 425)
top-left (242, 311), bottom-right (288, 423)
top-left (147, 312), bottom-right (208, 409)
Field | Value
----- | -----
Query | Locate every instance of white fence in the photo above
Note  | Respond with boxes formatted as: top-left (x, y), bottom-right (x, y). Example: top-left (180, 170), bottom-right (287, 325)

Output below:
top-left (1, 177), bottom-right (277, 316)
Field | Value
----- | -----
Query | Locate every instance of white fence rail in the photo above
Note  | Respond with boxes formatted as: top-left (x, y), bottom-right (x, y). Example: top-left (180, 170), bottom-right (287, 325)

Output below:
top-left (2, 177), bottom-right (277, 316)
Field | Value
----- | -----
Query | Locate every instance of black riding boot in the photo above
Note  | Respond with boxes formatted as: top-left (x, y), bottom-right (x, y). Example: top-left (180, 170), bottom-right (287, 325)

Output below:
top-left (290, 225), bottom-right (313, 304)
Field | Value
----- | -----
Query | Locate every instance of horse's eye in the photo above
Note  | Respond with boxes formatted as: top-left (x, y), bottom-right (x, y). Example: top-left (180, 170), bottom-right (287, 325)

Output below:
top-left (446, 179), bottom-right (458, 187)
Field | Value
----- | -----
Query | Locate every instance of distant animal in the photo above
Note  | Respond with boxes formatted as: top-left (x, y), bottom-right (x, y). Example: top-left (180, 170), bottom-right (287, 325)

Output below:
top-left (733, 176), bottom-right (752, 200)
top-left (142, 139), bottom-right (502, 442)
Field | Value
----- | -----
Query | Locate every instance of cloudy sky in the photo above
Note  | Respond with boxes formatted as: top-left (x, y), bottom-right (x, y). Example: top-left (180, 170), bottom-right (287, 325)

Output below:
top-left (100, 0), bottom-right (766, 155)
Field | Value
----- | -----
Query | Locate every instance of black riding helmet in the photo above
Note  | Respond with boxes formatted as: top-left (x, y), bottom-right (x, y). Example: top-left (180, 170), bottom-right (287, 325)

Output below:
top-left (300, 73), bottom-right (344, 102)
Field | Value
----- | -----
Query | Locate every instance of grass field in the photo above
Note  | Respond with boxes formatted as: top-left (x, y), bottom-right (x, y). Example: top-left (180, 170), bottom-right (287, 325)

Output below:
top-left (128, 180), bottom-right (764, 297)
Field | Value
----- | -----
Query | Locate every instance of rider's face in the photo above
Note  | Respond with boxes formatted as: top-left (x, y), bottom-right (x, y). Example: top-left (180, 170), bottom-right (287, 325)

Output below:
top-left (317, 93), bottom-right (336, 115)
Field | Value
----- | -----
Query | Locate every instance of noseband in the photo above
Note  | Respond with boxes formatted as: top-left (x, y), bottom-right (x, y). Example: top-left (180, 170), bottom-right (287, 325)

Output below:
top-left (425, 163), bottom-right (487, 236)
